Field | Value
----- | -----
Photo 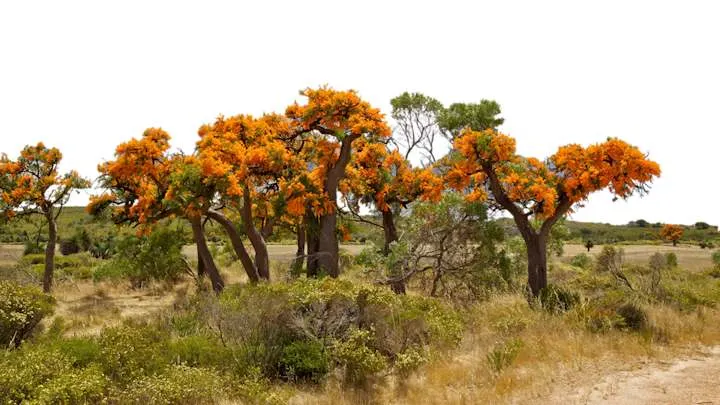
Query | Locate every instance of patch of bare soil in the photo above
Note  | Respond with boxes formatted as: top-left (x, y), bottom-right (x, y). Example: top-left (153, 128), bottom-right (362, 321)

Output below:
top-left (552, 346), bottom-right (720, 404)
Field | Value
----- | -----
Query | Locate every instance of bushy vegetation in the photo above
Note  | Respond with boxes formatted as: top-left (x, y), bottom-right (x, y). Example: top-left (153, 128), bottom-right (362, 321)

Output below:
top-left (0, 281), bottom-right (54, 348)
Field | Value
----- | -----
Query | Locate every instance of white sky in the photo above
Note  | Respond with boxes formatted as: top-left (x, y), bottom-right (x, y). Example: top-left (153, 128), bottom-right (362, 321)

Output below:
top-left (1, 1), bottom-right (717, 226)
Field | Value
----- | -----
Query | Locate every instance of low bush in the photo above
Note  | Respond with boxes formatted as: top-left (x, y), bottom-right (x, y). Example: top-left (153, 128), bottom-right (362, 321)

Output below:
top-left (280, 340), bottom-right (330, 383)
top-left (0, 280), bottom-right (55, 347)
top-left (114, 365), bottom-right (227, 405)
top-left (486, 338), bottom-right (523, 374)
top-left (539, 284), bottom-right (581, 314)
top-left (570, 253), bottom-right (592, 269)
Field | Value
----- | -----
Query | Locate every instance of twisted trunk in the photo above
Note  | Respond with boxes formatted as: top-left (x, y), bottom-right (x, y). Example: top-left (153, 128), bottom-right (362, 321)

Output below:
top-left (42, 209), bottom-right (57, 293)
top-left (242, 185), bottom-right (270, 280)
top-left (190, 216), bottom-right (224, 293)
top-left (206, 209), bottom-right (259, 283)
top-left (382, 210), bottom-right (405, 294)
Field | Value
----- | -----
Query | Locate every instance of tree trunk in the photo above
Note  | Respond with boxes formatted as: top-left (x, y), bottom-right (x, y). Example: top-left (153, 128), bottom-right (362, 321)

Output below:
top-left (190, 216), bottom-right (224, 293)
top-left (317, 210), bottom-right (340, 277)
top-left (42, 209), bottom-right (57, 293)
top-left (291, 224), bottom-right (305, 276)
top-left (586, 246), bottom-right (591, 252)
top-left (382, 210), bottom-right (405, 294)
top-left (672, 239), bottom-right (678, 247)
top-left (526, 234), bottom-right (548, 297)
top-left (242, 186), bottom-right (270, 280)
top-left (206, 210), bottom-right (259, 283)
top-left (197, 244), bottom-right (205, 278)
top-left (316, 135), bottom-right (359, 278)
top-left (306, 215), bottom-right (320, 277)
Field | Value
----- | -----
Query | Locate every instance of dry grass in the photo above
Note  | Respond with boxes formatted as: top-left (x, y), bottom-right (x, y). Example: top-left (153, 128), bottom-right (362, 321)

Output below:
top-left (559, 243), bottom-right (714, 272)
top-left (287, 294), bottom-right (720, 405)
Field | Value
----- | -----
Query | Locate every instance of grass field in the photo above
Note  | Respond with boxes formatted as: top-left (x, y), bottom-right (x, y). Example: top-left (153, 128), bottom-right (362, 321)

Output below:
top-left (558, 243), bottom-right (715, 271)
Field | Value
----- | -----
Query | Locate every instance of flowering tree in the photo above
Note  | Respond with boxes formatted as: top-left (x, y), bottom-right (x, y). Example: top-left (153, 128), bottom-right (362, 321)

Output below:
top-left (285, 87), bottom-right (391, 277)
top-left (448, 129), bottom-right (661, 296)
top-left (660, 224), bottom-right (683, 246)
top-left (0, 143), bottom-right (90, 292)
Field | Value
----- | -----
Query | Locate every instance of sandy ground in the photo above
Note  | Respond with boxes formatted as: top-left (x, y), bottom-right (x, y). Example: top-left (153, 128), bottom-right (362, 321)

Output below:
top-left (549, 346), bottom-right (720, 404)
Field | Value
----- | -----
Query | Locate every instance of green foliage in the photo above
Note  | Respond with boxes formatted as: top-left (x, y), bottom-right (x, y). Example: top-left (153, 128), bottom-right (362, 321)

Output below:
top-left (486, 338), bottom-right (523, 374)
top-left (29, 365), bottom-right (108, 405)
top-left (115, 365), bottom-right (227, 405)
top-left (666, 252), bottom-right (678, 268)
top-left (280, 340), bottom-right (330, 383)
top-left (712, 250), bottom-right (720, 267)
top-left (94, 225), bottom-right (188, 287)
top-left (23, 240), bottom-right (44, 255)
top-left (615, 302), bottom-right (647, 331)
top-left (204, 279), bottom-right (462, 384)
top-left (437, 100), bottom-right (504, 137)
top-left (539, 284), bottom-right (581, 314)
top-left (98, 323), bottom-right (170, 385)
top-left (332, 328), bottom-right (387, 384)
top-left (570, 253), bottom-right (593, 269)
top-left (0, 280), bottom-right (54, 347)
top-left (595, 245), bottom-right (624, 273)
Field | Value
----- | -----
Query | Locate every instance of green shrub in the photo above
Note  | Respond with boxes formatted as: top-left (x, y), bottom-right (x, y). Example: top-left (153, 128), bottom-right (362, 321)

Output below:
top-left (486, 338), bottom-right (523, 374)
top-left (98, 324), bottom-right (170, 385)
top-left (0, 347), bottom-right (74, 402)
top-left (168, 335), bottom-right (229, 369)
top-left (280, 340), bottom-right (330, 383)
top-left (116, 365), bottom-right (227, 405)
top-left (94, 226), bottom-right (188, 287)
top-left (666, 252), bottom-right (678, 268)
top-left (52, 337), bottom-right (102, 367)
top-left (616, 302), bottom-right (647, 331)
top-left (332, 328), bottom-right (387, 384)
top-left (0, 281), bottom-right (55, 347)
top-left (539, 284), bottom-right (581, 313)
top-left (60, 238), bottom-right (81, 256)
top-left (570, 253), bottom-right (592, 269)
top-left (23, 241), bottom-right (44, 256)
top-left (712, 251), bottom-right (720, 267)
top-left (29, 365), bottom-right (108, 405)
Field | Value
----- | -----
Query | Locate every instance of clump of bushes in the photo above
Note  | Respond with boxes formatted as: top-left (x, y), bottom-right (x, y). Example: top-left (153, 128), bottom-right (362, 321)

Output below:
top-left (0, 280), bottom-right (54, 347)
top-left (570, 253), bottom-right (592, 269)
top-left (202, 278), bottom-right (463, 385)
top-left (94, 226), bottom-right (188, 287)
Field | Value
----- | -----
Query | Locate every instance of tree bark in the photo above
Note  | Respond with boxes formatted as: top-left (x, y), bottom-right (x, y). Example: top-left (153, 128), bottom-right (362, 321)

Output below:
top-left (206, 209), bottom-right (260, 283)
top-left (291, 223), bottom-right (305, 276)
top-left (316, 135), bottom-right (359, 278)
top-left (190, 216), bottom-right (225, 293)
top-left (305, 214), bottom-right (321, 278)
top-left (242, 185), bottom-right (270, 280)
top-left (525, 233), bottom-right (548, 297)
top-left (196, 244), bottom-right (205, 278)
top-left (42, 209), bottom-right (57, 293)
top-left (381, 209), bottom-right (405, 294)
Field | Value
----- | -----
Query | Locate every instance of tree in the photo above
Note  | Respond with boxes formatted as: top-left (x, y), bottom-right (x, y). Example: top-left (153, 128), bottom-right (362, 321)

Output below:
top-left (285, 87), bottom-right (391, 277)
top-left (660, 224), bottom-right (683, 247)
top-left (196, 113), bottom-right (306, 280)
top-left (695, 221), bottom-right (711, 230)
top-left (89, 129), bottom-right (233, 292)
top-left (447, 129), bottom-right (660, 296)
top-left (0, 143), bottom-right (90, 292)
top-left (389, 92), bottom-right (445, 165)
top-left (584, 240), bottom-right (595, 252)
top-left (437, 100), bottom-right (505, 139)
top-left (342, 139), bottom-right (442, 293)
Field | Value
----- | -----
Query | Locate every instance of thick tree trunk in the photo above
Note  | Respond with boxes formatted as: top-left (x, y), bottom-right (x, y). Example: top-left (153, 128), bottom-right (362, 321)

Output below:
top-left (305, 214), bottom-right (320, 277)
top-left (190, 216), bottom-right (225, 293)
top-left (316, 135), bottom-right (359, 278)
top-left (42, 210), bottom-right (57, 293)
top-left (242, 186), bottom-right (270, 280)
top-left (317, 210), bottom-right (340, 277)
top-left (672, 240), bottom-right (678, 247)
top-left (291, 224), bottom-right (305, 276)
top-left (525, 234), bottom-right (548, 297)
top-left (206, 210), bottom-right (260, 283)
top-left (381, 210), bottom-right (405, 294)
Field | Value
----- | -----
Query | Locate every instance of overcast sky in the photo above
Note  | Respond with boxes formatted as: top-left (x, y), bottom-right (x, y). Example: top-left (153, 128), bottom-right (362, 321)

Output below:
top-left (1, 1), bottom-right (717, 225)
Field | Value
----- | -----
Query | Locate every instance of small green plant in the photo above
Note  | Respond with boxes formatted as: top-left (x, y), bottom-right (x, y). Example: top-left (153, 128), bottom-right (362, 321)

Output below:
top-left (539, 284), bottom-right (580, 313)
top-left (280, 340), bottom-right (330, 383)
top-left (666, 252), bottom-right (678, 268)
top-left (570, 253), bottom-right (592, 269)
top-left (332, 328), bottom-right (387, 384)
top-left (486, 338), bottom-right (523, 374)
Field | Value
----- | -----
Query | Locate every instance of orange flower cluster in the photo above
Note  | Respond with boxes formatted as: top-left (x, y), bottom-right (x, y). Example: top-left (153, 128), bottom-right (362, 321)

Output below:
top-left (450, 129), bottom-right (661, 219)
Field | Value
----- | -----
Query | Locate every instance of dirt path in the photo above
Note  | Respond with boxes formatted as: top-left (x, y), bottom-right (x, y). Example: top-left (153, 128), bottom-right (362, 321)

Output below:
top-left (555, 346), bottom-right (720, 404)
